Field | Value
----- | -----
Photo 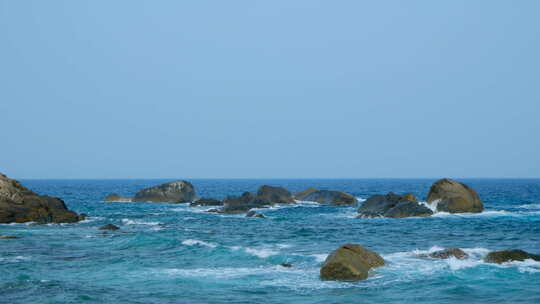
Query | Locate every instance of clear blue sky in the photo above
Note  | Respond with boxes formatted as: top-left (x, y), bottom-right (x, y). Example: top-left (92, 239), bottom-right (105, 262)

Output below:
top-left (1, 1), bottom-right (539, 179)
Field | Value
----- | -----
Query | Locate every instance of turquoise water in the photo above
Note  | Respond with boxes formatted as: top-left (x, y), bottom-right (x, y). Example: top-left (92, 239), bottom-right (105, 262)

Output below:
top-left (1, 179), bottom-right (540, 303)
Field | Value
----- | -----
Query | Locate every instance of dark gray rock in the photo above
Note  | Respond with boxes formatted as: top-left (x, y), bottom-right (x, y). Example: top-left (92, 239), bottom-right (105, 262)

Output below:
top-left (103, 193), bottom-right (132, 202)
top-left (99, 224), bottom-right (120, 231)
top-left (0, 173), bottom-right (84, 224)
top-left (484, 250), bottom-right (540, 264)
top-left (221, 192), bottom-right (269, 214)
top-left (246, 210), bottom-right (265, 218)
top-left (429, 248), bottom-right (468, 260)
top-left (132, 180), bottom-right (197, 203)
top-left (320, 244), bottom-right (385, 281)
top-left (206, 208), bottom-right (221, 213)
top-left (427, 178), bottom-right (483, 213)
top-left (357, 192), bottom-right (432, 218)
top-left (190, 198), bottom-right (223, 207)
top-left (295, 189), bottom-right (357, 206)
top-left (0, 235), bottom-right (18, 239)
top-left (280, 263), bottom-right (292, 268)
top-left (257, 185), bottom-right (294, 204)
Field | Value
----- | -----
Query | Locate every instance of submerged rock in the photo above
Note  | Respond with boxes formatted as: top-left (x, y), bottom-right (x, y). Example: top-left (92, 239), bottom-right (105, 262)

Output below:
top-left (429, 248), bottom-right (468, 260)
top-left (0, 173), bottom-right (84, 224)
top-left (132, 180), bottom-right (198, 203)
top-left (0, 235), bottom-right (18, 239)
top-left (103, 193), bottom-right (132, 202)
top-left (484, 250), bottom-right (540, 264)
top-left (246, 210), bottom-right (265, 218)
top-left (257, 185), bottom-right (294, 204)
top-left (358, 192), bottom-right (432, 218)
top-left (427, 178), bottom-right (483, 213)
top-left (320, 243), bottom-right (385, 281)
top-left (280, 263), bottom-right (292, 268)
top-left (99, 224), bottom-right (120, 231)
top-left (295, 188), bottom-right (357, 206)
top-left (190, 198), bottom-right (223, 207)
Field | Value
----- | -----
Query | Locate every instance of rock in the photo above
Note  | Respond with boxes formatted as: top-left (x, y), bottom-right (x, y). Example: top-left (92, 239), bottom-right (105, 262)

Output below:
top-left (257, 185), bottom-right (294, 204)
top-left (0, 235), bottom-right (18, 239)
top-left (221, 192), bottom-right (270, 214)
top-left (132, 180), bottom-right (197, 203)
top-left (295, 189), bottom-right (357, 206)
top-left (99, 224), bottom-right (120, 231)
top-left (103, 193), bottom-right (132, 202)
top-left (0, 173), bottom-right (84, 224)
top-left (484, 250), bottom-right (540, 264)
top-left (293, 187), bottom-right (319, 200)
top-left (358, 192), bottom-right (432, 218)
top-left (320, 243), bottom-right (385, 281)
top-left (206, 208), bottom-right (221, 213)
top-left (190, 198), bottom-right (223, 207)
top-left (280, 263), bottom-right (292, 268)
top-left (429, 248), bottom-right (468, 260)
top-left (427, 178), bottom-right (483, 213)
top-left (246, 210), bottom-right (265, 218)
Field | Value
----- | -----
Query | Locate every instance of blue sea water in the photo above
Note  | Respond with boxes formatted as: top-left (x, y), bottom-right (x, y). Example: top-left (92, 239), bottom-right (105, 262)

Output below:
top-left (1, 179), bottom-right (540, 304)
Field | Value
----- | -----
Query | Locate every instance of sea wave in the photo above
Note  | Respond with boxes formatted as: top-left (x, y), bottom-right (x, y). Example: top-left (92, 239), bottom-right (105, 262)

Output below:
top-left (182, 239), bottom-right (217, 248)
top-left (121, 219), bottom-right (161, 226)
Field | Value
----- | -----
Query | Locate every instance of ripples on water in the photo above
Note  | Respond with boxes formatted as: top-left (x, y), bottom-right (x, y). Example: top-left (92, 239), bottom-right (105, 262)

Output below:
top-left (1, 179), bottom-right (540, 303)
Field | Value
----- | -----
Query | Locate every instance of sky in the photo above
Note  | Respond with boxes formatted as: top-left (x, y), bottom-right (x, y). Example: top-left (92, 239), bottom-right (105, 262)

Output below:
top-left (1, 1), bottom-right (539, 179)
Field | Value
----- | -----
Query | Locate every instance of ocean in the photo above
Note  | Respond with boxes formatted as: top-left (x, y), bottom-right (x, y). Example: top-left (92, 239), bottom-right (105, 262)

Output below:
top-left (1, 179), bottom-right (539, 303)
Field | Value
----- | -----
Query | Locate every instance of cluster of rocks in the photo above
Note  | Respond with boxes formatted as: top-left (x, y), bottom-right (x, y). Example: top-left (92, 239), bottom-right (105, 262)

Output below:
top-left (104, 180), bottom-right (198, 203)
top-left (357, 178), bottom-right (484, 218)
top-left (0, 173), bottom-right (85, 224)
top-left (320, 244), bottom-right (540, 282)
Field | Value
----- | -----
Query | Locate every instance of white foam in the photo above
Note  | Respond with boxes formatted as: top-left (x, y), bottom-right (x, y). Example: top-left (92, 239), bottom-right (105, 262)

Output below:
top-left (230, 245), bottom-right (278, 258)
top-left (518, 203), bottom-right (540, 209)
top-left (181, 239), bottom-right (217, 248)
top-left (311, 254), bottom-right (328, 263)
top-left (121, 219), bottom-right (161, 226)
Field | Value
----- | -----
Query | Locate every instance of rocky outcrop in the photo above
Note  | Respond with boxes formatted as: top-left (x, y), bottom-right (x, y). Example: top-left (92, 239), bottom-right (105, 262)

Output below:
top-left (99, 224), bottom-right (120, 231)
top-left (257, 185), bottom-right (294, 204)
top-left (103, 193), bottom-right (132, 202)
top-left (246, 210), bottom-right (265, 218)
top-left (320, 244), bottom-right (385, 281)
top-left (358, 192), bottom-right (433, 218)
top-left (132, 180), bottom-right (197, 203)
top-left (484, 250), bottom-right (540, 264)
top-left (221, 192), bottom-right (269, 214)
top-left (427, 178), bottom-right (483, 213)
top-left (428, 248), bottom-right (468, 260)
top-left (0, 173), bottom-right (85, 224)
top-left (295, 188), bottom-right (357, 206)
top-left (190, 198), bottom-right (223, 207)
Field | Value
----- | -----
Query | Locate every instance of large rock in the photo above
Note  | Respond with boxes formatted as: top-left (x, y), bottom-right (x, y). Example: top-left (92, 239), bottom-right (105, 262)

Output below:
top-left (427, 178), bottom-right (483, 213)
top-left (429, 248), bottom-right (468, 260)
top-left (0, 173), bottom-right (84, 224)
top-left (221, 192), bottom-right (270, 214)
top-left (484, 250), bottom-right (540, 264)
top-left (295, 188), bottom-right (357, 206)
top-left (190, 198), bottom-right (223, 207)
top-left (103, 193), bottom-right (132, 202)
top-left (257, 185), bottom-right (294, 204)
top-left (320, 244), bottom-right (385, 281)
top-left (358, 192), bottom-right (432, 218)
top-left (132, 180), bottom-right (197, 203)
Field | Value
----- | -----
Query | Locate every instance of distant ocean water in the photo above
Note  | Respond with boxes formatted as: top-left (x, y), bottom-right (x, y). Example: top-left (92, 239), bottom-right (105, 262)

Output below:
top-left (1, 179), bottom-right (540, 304)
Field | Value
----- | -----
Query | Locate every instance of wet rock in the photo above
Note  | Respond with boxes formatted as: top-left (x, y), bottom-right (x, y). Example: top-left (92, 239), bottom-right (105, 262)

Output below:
top-left (206, 208), bottom-right (221, 213)
top-left (103, 193), bottom-right (132, 202)
top-left (99, 224), bottom-right (120, 231)
top-left (484, 249), bottom-right (540, 264)
top-left (256, 185), bottom-right (294, 204)
top-left (320, 243), bottom-right (385, 281)
top-left (0, 235), bottom-right (18, 239)
top-left (132, 180), bottom-right (198, 203)
top-left (0, 173), bottom-right (84, 224)
top-left (358, 192), bottom-right (432, 218)
top-left (246, 210), bottom-right (265, 218)
top-left (427, 178), bottom-right (483, 213)
top-left (190, 198), bottom-right (223, 207)
top-left (429, 248), bottom-right (468, 260)
top-left (295, 188), bottom-right (357, 206)
top-left (280, 263), bottom-right (292, 268)
top-left (221, 192), bottom-right (270, 214)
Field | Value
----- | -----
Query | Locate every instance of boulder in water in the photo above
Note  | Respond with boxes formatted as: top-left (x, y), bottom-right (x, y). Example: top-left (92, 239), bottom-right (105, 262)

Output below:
top-left (132, 180), bottom-right (197, 203)
top-left (320, 243), bottom-right (385, 281)
top-left (99, 224), bottom-right (120, 231)
top-left (358, 192), bottom-right (432, 218)
top-left (295, 188), bottom-right (357, 206)
top-left (103, 193), bottom-right (132, 202)
top-left (257, 185), bottom-right (294, 204)
top-left (190, 198), bottom-right (223, 207)
top-left (429, 248), bottom-right (468, 260)
top-left (0, 173), bottom-right (84, 224)
top-left (484, 249), bottom-right (540, 264)
top-left (246, 210), bottom-right (265, 218)
top-left (427, 178), bottom-right (483, 213)
top-left (0, 235), bottom-right (18, 239)
top-left (221, 192), bottom-right (270, 214)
